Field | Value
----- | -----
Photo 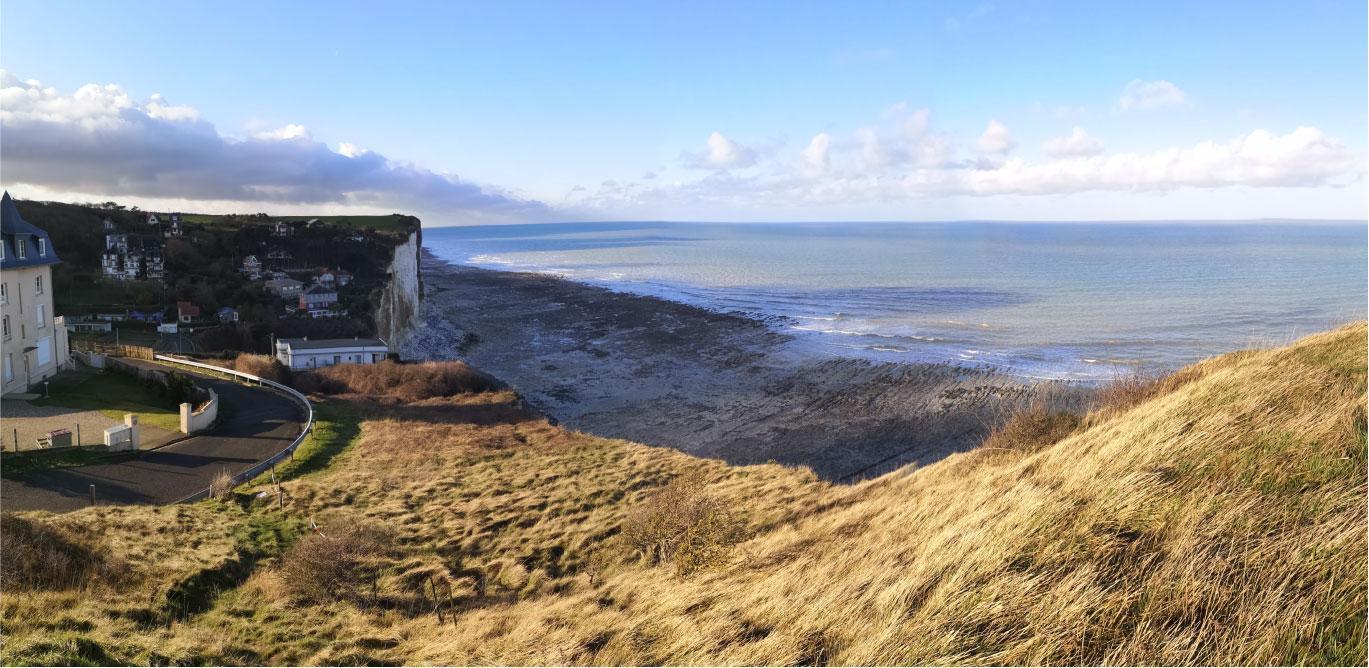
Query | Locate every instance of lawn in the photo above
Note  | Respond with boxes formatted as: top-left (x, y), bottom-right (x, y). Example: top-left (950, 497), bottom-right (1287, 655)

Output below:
top-left (33, 372), bottom-right (182, 433)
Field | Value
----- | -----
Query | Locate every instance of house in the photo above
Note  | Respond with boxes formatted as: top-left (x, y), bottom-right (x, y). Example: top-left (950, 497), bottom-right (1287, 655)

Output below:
top-left (102, 218), bottom-right (116, 232)
top-left (298, 284), bottom-right (338, 318)
top-left (177, 301), bottom-right (200, 323)
top-left (274, 337), bottom-right (389, 370)
top-left (144, 250), bottom-right (165, 280)
top-left (272, 220), bottom-right (292, 237)
top-left (2, 192), bottom-right (71, 396)
top-left (165, 212), bottom-right (184, 237)
top-left (217, 306), bottom-right (239, 323)
top-left (264, 277), bottom-right (304, 298)
top-left (146, 213), bottom-right (161, 227)
top-left (101, 233), bottom-right (165, 282)
top-left (129, 309), bottom-right (164, 323)
top-left (316, 270), bottom-right (336, 288)
top-left (334, 269), bottom-right (353, 287)
top-left (240, 255), bottom-right (263, 279)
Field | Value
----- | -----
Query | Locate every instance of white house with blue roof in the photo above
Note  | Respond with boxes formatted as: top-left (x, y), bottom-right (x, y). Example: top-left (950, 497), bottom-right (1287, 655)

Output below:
top-left (1, 192), bottom-right (70, 396)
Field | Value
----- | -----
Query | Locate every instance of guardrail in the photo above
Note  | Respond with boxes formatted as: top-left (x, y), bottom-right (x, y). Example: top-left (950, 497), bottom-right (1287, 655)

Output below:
top-left (152, 354), bottom-right (314, 503)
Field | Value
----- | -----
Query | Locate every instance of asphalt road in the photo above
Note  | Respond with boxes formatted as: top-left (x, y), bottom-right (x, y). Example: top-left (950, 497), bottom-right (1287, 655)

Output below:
top-left (1, 363), bottom-right (305, 513)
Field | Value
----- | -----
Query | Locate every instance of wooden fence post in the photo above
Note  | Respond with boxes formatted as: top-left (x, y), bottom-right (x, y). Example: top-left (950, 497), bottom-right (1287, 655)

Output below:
top-left (89, 485), bottom-right (96, 506)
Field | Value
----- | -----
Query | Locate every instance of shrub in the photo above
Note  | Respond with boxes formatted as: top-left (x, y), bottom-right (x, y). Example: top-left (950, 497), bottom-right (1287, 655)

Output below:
top-left (980, 404), bottom-right (1082, 456)
top-left (621, 473), bottom-right (748, 575)
top-left (209, 469), bottom-right (235, 500)
top-left (225, 354), bottom-right (291, 384)
top-left (292, 360), bottom-right (501, 401)
top-left (277, 516), bottom-right (395, 604)
top-left (0, 514), bottom-right (125, 590)
top-left (1089, 366), bottom-right (1204, 418)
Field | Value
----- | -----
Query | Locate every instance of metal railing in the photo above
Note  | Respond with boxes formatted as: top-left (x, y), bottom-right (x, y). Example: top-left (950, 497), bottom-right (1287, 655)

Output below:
top-left (153, 354), bottom-right (314, 503)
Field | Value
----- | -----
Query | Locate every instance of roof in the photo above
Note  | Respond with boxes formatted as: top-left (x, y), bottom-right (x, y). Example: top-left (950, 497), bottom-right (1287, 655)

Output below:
top-left (277, 337), bottom-right (388, 351)
top-left (303, 284), bottom-right (337, 295)
top-left (217, 306), bottom-right (237, 313)
top-left (1, 192), bottom-right (62, 270)
top-left (177, 301), bottom-right (201, 316)
top-left (265, 277), bottom-right (303, 286)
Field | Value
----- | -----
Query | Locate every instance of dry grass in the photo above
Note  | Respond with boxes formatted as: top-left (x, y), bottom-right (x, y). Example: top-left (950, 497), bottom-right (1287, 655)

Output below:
top-left (223, 353), bottom-right (291, 383)
top-left (277, 514), bottom-right (396, 605)
top-left (293, 360), bottom-right (501, 401)
top-left (1, 323), bottom-right (1364, 666)
top-left (0, 514), bottom-right (126, 591)
top-left (209, 468), bottom-right (235, 500)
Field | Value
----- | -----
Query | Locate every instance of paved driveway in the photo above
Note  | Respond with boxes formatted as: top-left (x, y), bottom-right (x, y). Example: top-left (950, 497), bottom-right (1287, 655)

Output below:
top-left (1, 363), bottom-right (305, 512)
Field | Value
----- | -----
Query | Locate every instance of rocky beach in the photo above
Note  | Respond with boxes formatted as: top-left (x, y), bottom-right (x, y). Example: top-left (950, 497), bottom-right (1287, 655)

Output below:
top-left (405, 250), bottom-right (1090, 481)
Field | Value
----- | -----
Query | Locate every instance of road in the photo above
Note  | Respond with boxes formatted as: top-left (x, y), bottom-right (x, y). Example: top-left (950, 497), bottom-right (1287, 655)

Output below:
top-left (1, 362), bottom-right (305, 512)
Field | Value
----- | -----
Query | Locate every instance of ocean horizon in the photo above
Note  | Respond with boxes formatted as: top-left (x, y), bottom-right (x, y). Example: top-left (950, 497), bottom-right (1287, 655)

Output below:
top-left (425, 220), bottom-right (1367, 381)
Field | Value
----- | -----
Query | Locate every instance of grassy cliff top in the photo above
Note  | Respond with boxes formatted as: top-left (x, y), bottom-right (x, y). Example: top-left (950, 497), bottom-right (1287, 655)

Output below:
top-left (2, 325), bottom-right (1364, 665)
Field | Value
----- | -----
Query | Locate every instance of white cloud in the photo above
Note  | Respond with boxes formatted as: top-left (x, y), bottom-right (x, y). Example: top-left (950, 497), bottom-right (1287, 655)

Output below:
top-left (1118, 79), bottom-right (1187, 112)
top-left (682, 131), bottom-right (756, 169)
top-left (254, 123), bottom-right (311, 141)
top-left (1043, 127), bottom-right (1105, 158)
top-left (976, 120), bottom-right (1015, 154)
top-left (901, 108), bottom-right (931, 139)
top-left (801, 133), bottom-right (831, 175)
top-left (0, 71), bottom-right (548, 221)
top-left (856, 128), bottom-right (890, 169)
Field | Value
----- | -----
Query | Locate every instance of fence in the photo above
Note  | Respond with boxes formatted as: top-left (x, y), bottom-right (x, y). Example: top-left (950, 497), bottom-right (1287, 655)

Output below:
top-left (152, 354), bottom-right (314, 504)
top-left (72, 341), bottom-right (156, 360)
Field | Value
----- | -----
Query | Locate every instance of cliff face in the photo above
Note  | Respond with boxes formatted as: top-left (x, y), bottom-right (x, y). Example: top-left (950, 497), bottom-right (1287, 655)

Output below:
top-left (375, 228), bottom-right (423, 352)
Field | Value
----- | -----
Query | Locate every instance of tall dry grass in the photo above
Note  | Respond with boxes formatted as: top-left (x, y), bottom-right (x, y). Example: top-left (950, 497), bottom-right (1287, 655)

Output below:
top-left (1, 324), bottom-right (1363, 666)
top-left (293, 360), bottom-right (501, 400)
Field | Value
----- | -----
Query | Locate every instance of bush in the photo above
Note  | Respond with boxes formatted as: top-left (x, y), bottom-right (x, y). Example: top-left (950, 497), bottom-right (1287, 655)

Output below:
top-left (1092, 367), bottom-right (1202, 416)
top-left (277, 516), bottom-right (395, 605)
top-left (621, 474), bottom-right (748, 575)
top-left (980, 404), bottom-right (1082, 456)
top-left (292, 360), bottom-right (501, 401)
top-left (0, 514), bottom-right (125, 590)
top-left (225, 354), bottom-right (291, 384)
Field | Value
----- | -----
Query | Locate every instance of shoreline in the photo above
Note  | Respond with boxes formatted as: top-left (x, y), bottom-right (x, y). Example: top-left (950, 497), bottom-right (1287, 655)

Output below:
top-left (407, 249), bottom-right (1089, 481)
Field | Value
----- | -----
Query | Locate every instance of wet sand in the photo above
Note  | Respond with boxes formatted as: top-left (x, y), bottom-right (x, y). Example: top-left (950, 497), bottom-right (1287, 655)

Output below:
top-left (406, 251), bottom-right (1086, 481)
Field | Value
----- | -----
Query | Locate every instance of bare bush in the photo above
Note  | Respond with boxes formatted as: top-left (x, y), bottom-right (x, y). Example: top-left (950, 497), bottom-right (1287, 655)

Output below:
top-left (210, 469), bottom-right (235, 500)
top-left (1092, 367), bottom-right (1204, 417)
top-left (293, 360), bottom-right (501, 401)
top-left (0, 514), bottom-right (126, 590)
top-left (278, 516), bottom-right (396, 604)
top-left (621, 473), bottom-right (748, 575)
top-left (225, 354), bottom-right (292, 384)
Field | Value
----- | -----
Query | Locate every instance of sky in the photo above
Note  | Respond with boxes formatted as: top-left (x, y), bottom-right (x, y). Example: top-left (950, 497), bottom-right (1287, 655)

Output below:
top-left (1, 0), bottom-right (1365, 225)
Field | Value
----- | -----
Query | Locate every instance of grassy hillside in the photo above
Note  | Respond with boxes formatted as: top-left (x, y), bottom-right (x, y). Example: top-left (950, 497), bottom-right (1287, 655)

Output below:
top-left (2, 324), bottom-right (1364, 665)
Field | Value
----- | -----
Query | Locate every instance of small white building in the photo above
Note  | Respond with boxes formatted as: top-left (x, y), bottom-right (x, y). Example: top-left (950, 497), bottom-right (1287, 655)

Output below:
top-left (275, 337), bottom-right (389, 370)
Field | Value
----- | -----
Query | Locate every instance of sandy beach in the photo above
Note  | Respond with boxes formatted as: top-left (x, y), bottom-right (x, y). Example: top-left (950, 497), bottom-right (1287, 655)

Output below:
top-left (406, 250), bottom-right (1088, 481)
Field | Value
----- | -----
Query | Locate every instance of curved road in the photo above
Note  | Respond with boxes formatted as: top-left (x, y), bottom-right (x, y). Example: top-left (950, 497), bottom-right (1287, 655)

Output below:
top-left (1, 363), bottom-right (305, 513)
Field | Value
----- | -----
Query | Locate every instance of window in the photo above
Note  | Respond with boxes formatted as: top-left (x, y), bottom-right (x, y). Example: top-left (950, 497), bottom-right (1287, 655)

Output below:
top-left (36, 304), bottom-right (46, 329)
top-left (3, 353), bottom-right (11, 381)
top-left (35, 275), bottom-right (43, 294)
top-left (15, 239), bottom-right (25, 259)
top-left (37, 238), bottom-right (46, 257)
top-left (35, 337), bottom-right (52, 366)
top-left (0, 281), bottom-right (6, 304)
top-left (2, 315), bottom-right (9, 340)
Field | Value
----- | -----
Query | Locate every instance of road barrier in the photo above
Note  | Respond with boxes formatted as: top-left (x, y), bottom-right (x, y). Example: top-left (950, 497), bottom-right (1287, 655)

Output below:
top-left (153, 355), bottom-right (314, 503)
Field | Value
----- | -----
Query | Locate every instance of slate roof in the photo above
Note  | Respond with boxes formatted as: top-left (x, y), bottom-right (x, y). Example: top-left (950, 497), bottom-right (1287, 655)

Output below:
top-left (277, 337), bottom-right (388, 351)
top-left (1, 192), bottom-right (61, 270)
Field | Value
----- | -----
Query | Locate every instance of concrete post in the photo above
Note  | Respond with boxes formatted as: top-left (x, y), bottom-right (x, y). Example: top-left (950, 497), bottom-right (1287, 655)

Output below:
top-left (123, 413), bottom-right (140, 449)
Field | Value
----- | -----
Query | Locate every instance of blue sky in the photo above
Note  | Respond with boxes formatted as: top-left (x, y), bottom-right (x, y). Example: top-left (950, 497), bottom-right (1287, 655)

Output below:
top-left (1, 0), bottom-right (1365, 224)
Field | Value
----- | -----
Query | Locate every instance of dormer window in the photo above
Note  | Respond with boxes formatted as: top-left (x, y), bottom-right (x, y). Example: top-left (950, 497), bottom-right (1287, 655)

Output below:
top-left (15, 238), bottom-right (25, 259)
top-left (37, 238), bottom-right (46, 256)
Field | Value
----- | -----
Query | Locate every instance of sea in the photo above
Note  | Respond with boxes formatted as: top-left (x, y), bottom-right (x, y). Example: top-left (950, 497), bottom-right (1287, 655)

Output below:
top-left (424, 221), bottom-right (1367, 381)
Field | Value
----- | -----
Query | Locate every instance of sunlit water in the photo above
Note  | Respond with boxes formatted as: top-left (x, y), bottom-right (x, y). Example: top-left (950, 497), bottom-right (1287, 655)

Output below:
top-left (425, 221), bottom-right (1366, 381)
